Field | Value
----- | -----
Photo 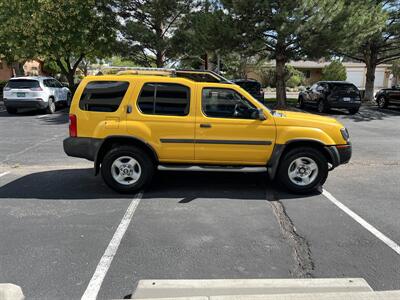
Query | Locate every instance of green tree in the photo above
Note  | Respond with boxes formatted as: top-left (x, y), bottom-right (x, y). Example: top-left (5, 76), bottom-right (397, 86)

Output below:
top-left (335, 0), bottom-right (400, 101)
top-left (222, 0), bottom-right (385, 107)
top-left (113, 0), bottom-right (195, 68)
top-left (0, 0), bottom-right (117, 89)
top-left (321, 61), bottom-right (347, 81)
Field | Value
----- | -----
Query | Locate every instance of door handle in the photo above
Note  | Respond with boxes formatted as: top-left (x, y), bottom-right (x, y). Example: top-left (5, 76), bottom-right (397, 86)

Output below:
top-left (200, 124), bottom-right (212, 128)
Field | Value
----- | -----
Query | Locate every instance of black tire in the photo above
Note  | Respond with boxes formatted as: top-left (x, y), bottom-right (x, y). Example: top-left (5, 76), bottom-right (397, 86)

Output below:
top-left (298, 97), bottom-right (305, 109)
top-left (377, 96), bottom-right (388, 109)
top-left (317, 100), bottom-right (329, 113)
top-left (46, 97), bottom-right (56, 114)
top-left (6, 107), bottom-right (17, 114)
top-left (277, 147), bottom-right (328, 194)
top-left (101, 146), bottom-right (155, 193)
top-left (348, 108), bottom-right (359, 115)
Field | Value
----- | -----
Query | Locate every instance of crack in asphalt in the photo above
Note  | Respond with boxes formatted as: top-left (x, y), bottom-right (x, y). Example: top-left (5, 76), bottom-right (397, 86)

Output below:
top-left (267, 190), bottom-right (314, 278)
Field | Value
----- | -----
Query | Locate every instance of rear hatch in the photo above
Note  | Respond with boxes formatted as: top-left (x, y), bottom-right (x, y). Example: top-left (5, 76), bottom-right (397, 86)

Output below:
top-left (330, 83), bottom-right (360, 101)
top-left (235, 81), bottom-right (262, 97)
top-left (4, 79), bottom-right (42, 99)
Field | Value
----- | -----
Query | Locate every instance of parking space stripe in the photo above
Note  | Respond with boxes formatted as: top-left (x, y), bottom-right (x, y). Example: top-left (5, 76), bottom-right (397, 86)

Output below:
top-left (0, 171), bottom-right (10, 178)
top-left (81, 192), bottom-right (143, 300)
top-left (323, 189), bottom-right (400, 256)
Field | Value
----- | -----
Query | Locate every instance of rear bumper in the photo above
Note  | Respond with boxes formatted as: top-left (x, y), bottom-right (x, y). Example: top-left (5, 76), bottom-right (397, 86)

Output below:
top-left (329, 101), bottom-right (361, 109)
top-left (325, 143), bottom-right (352, 168)
top-left (63, 137), bottom-right (103, 161)
top-left (4, 99), bottom-right (47, 109)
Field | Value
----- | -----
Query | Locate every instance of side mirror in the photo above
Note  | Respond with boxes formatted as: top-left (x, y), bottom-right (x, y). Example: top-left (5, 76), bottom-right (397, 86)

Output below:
top-left (256, 108), bottom-right (266, 121)
top-left (306, 87), bottom-right (310, 90)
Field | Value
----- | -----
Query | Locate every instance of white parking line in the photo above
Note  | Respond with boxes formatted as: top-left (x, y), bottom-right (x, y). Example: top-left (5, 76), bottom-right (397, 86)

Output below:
top-left (81, 192), bottom-right (143, 300)
top-left (0, 171), bottom-right (10, 178)
top-left (322, 189), bottom-right (400, 256)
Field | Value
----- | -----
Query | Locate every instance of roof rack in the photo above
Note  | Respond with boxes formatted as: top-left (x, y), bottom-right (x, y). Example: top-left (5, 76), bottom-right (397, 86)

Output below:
top-left (99, 67), bottom-right (232, 84)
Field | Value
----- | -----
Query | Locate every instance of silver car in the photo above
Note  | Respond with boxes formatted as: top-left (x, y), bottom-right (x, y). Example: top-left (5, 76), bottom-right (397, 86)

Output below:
top-left (3, 76), bottom-right (71, 114)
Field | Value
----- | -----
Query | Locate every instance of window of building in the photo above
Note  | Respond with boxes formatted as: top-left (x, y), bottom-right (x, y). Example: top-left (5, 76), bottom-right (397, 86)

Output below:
top-left (137, 83), bottom-right (190, 116)
top-left (79, 81), bottom-right (129, 112)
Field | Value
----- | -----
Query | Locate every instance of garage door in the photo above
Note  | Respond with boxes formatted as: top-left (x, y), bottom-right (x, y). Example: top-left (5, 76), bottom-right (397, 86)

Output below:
top-left (346, 70), bottom-right (364, 88)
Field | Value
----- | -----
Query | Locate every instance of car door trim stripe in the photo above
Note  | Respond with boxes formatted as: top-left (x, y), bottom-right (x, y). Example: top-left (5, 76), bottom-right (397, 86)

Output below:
top-left (160, 139), bottom-right (272, 145)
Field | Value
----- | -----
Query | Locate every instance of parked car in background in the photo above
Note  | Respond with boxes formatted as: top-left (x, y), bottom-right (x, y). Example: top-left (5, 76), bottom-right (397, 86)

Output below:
top-left (298, 81), bottom-right (361, 115)
top-left (232, 79), bottom-right (265, 103)
top-left (3, 76), bottom-right (71, 114)
top-left (375, 85), bottom-right (400, 108)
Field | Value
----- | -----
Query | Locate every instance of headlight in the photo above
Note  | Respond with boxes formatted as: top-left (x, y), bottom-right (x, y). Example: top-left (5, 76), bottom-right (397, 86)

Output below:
top-left (340, 128), bottom-right (350, 142)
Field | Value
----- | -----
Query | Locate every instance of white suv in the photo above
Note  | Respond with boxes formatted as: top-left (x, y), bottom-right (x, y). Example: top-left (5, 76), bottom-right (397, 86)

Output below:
top-left (3, 76), bottom-right (71, 114)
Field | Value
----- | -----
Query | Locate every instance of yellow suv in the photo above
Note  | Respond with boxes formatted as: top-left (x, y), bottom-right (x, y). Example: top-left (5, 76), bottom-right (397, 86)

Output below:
top-left (63, 69), bottom-right (351, 194)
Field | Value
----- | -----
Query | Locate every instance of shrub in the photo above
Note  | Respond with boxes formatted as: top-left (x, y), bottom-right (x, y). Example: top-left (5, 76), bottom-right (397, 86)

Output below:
top-left (321, 61), bottom-right (347, 81)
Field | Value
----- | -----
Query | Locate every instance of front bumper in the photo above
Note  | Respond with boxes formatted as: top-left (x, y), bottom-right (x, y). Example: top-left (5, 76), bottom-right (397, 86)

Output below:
top-left (325, 143), bottom-right (352, 168)
top-left (63, 137), bottom-right (103, 161)
top-left (4, 99), bottom-right (47, 109)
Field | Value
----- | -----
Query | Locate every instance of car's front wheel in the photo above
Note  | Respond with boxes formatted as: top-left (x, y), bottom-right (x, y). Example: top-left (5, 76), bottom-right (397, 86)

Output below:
top-left (377, 96), bottom-right (388, 109)
top-left (298, 97), bottom-right (305, 109)
top-left (101, 146), bottom-right (155, 193)
top-left (278, 147), bottom-right (328, 194)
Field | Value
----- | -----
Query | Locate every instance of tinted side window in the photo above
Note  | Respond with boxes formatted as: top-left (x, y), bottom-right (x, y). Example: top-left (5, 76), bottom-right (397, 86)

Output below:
top-left (79, 81), bottom-right (129, 112)
top-left (202, 88), bottom-right (256, 119)
top-left (53, 80), bottom-right (62, 88)
top-left (43, 80), bottom-right (52, 87)
top-left (137, 83), bottom-right (190, 116)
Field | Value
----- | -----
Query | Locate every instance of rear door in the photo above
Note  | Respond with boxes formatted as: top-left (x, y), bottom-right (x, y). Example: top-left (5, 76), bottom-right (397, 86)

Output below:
top-left (126, 79), bottom-right (196, 162)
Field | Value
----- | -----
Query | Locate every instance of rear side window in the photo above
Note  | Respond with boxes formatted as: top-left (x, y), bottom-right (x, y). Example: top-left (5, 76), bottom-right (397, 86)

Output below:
top-left (79, 81), bottom-right (129, 112)
top-left (8, 79), bottom-right (40, 89)
top-left (137, 83), bottom-right (190, 116)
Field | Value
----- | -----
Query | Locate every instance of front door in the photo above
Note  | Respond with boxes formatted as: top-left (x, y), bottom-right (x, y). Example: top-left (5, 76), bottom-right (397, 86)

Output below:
top-left (194, 86), bottom-right (276, 165)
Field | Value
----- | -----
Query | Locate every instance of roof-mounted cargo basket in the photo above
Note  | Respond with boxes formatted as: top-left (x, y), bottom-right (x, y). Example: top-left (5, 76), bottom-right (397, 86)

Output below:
top-left (99, 67), bottom-right (232, 84)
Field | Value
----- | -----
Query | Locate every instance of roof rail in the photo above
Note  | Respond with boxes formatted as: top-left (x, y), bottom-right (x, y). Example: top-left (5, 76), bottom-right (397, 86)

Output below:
top-left (98, 67), bottom-right (232, 83)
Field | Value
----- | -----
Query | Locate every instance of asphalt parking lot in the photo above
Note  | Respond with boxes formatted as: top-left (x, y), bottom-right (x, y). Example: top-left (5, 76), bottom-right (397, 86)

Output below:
top-left (0, 103), bottom-right (399, 299)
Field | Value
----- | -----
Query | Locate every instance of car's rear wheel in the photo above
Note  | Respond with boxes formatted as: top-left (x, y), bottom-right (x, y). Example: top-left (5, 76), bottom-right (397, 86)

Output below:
top-left (377, 96), bottom-right (388, 109)
top-left (317, 100), bottom-right (329, 113)
top-left (278, 147), bottom-right (328, 194)
top-left (101, 146), bottom-right (155, 193)
top-left (46, 97), bottom-right (56, 114)
top-left (348, 108), bottom-right (359, 115)
top-left (6, 107), bottom-right (17, 114)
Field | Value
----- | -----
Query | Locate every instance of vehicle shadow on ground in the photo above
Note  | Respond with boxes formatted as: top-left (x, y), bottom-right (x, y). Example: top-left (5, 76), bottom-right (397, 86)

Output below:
top-left (0, 169), bottom-right (318, 201)
top-left (0, 107), bottom-right (68, 121)
top-left (300, 106), bottom-right (400, 122)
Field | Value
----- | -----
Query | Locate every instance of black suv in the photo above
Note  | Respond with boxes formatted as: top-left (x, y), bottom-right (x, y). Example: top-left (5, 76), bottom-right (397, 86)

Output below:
top-left (232, 79), bottom-right (265, 103)
top-left (298, 81), bottom-right (361, 114)
top-left (375, 85), bottom-right (400, 108)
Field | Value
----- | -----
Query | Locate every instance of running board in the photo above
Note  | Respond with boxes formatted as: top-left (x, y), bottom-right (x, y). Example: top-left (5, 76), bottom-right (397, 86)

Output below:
top-left (158, 165), bottom-right (267, 173)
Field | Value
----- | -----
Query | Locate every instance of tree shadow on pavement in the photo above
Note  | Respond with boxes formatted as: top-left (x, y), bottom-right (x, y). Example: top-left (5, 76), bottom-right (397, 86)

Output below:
top-left (0, 168), bottom-right (318, 201)
top-left (300, 106), bottom-right (400, 122)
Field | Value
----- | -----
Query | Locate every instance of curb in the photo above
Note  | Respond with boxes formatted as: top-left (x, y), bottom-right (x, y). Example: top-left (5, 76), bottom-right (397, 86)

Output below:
top-left (0, 283), bottom-right (24, 300)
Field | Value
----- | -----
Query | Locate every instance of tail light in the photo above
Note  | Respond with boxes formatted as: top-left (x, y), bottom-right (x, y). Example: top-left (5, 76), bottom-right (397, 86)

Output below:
top-left (30, 87), bottom-right (43, 91)
top-left (69, 114), bottom-right (77, 137)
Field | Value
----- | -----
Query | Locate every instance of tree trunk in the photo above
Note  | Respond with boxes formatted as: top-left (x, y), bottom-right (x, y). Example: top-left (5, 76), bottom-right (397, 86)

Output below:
top-left (156, 52), bottom-right (164, 68)
top-left (66, 71), bottom-right (75, 92)
top-left (364, 62), bottom-right (376, 102)
top-left (275, 56), bottom-right (287, 108)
